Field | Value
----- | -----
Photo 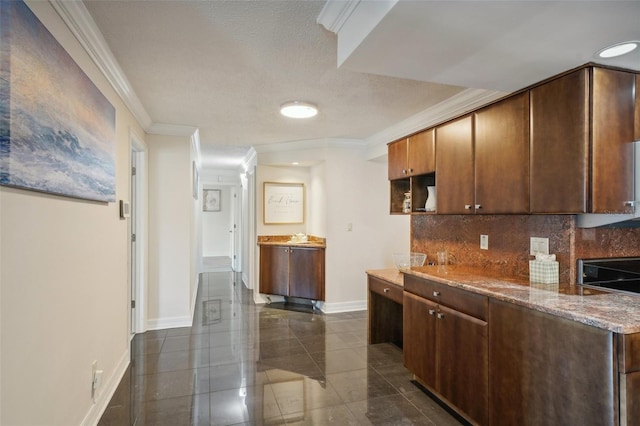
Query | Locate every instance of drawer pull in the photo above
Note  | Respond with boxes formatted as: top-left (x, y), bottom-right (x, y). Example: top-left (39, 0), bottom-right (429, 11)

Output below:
top-left (464, 204), bottom-right (472, 210)
top-left (428, 309), bottom-right (435, 316)
top-left (475, 204), bottom-right (482, 209)
top-left (383, 288), bottom-right (389, 293)
top-left (437, 313), bottom-right (445, 319)
top-left (433, 291), bottom-right (440, 297)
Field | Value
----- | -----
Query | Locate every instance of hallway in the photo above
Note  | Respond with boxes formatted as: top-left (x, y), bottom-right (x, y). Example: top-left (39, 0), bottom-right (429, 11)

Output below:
top-left (98, 271), bottom-right (463, 425)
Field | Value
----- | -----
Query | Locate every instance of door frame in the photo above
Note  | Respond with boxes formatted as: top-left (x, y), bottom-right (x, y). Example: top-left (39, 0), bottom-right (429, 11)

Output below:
top-left (130, 129), bottom-right (147, 335)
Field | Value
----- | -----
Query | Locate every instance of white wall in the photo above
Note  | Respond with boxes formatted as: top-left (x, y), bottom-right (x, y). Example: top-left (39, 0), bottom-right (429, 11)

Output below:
top-left (255, 145), bottom-right (409, 312)
top-left (0, 1), bottom-right (146, 424)
top-left (202, 185), bottom-right (232, 257)
top-left (322, 146), bottom-right (410, 312)
top-left (147, 134), bottom-right (198, 330)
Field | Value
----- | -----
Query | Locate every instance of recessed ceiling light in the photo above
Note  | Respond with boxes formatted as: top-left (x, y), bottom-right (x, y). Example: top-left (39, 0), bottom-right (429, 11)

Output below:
top-left (280, 101), bottom-right (318, 119)
top-left (292, 162), bottom-right (300, 165)
top-left (597, 41), bottom-right (638, 58)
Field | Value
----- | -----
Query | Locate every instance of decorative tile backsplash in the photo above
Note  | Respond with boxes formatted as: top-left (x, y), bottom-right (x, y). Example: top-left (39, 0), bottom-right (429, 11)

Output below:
top-left (411, 214), bottom-right (640, 284)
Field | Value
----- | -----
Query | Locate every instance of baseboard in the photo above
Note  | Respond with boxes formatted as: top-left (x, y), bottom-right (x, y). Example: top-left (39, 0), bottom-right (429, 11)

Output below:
top-left (146, 315), bottom-right (192, 330)
top-left (190, 273), bottom-right (200, 322)
top-left (320, 299), bottom-right (367, 314)
top-left (81, 350), bottom-right (130, 426)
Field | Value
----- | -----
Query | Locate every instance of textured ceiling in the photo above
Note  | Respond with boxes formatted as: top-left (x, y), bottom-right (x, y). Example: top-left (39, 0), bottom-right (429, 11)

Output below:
top-left (83, 0), bottom-right (465, 155)
top-left (83, 0), bottom-right (640, 170)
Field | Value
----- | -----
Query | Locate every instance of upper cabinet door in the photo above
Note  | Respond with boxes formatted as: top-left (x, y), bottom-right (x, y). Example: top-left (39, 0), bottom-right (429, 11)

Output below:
top-left (408, 129), bottom-right (435, 175)
top-left (388, 138), bottom-right (408, 180)
top-left (591, 68), bottom-right (635, 213)
top-left (636, 74), bottom-right (640, 142)
top-left (436, 116), bottom-right (474, 214)
top-left (530, 69), bottom-right (589, 213)
top-left (474, 92), bottom-right (530, 214)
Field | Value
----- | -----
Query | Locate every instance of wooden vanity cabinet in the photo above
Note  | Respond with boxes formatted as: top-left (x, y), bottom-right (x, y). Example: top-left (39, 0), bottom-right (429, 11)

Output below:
top-left (490, 299), bottom-right (616, 426)
top-left (388, 129), bottom-right (435, 180)
top-left (635, 74), bottom-right (640, 142)
top-left (530, 68), bottom-right (589, 213)
top-left (259, 245), bottom-right (325, 301)
top-left (403, 275), bottom-right (488, 425)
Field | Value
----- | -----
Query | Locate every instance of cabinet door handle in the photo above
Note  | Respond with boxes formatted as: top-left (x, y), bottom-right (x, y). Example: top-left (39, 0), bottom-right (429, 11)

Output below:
top-left (475, 204), bottom-right (482, 209)
top-left (408, 168), bottom-right (413, 173)
top-left (402, 169), bottom-right (407, 174)
top-left (437, 312), bottom-right (445, 319)
top-left (433, 291), bottom-right (440, 297)
top-left (624, 201), bottom-right (635, 207)
top-left (383, 288), bottom-right (389, 293)
top-left (464, 204), bottom-right (472, 210)
top-left (428, 309), bottom-right (435, 316)
top-left (284, 249), bottom-right (288, 253)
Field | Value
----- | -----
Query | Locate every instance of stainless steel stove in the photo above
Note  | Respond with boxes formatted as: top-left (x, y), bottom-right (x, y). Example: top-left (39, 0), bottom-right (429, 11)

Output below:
top-left (578, 257), bottom-right (640, 295)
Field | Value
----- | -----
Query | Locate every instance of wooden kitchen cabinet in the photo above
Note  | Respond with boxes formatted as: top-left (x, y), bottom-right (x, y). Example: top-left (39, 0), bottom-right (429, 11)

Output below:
top-left (635, 74), bottom-right (640, 142)
top-left (490, 299), bottom-right (616, 426)
top-left (591, 67), bottom-right (635, 214)
top-left (530, 68), bottom-right (589, 213)
top-left (474, 92), bottom-right (530, 214)
top-left (259, 245), bottom-right (325, 301)
top-left (436, 93), bottom-right (529, 215)
top-left (388, 129), bottom-right (435, 180)
top-left (403, 276), bottom-right (488, 425)
top-left (434, 115), bottom-right (474, 214)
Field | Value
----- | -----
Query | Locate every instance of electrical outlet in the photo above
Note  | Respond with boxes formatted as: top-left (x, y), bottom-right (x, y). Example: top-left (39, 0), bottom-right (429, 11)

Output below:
top-left (347, 223), bottom-right (353, 232)
top-left (530, 237), bottom-right (549, 255)
top-left (480, 234), bottom-right (489, 250)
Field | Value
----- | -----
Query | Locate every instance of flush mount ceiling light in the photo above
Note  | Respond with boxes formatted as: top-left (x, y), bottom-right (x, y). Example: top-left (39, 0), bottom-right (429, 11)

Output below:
top-left (280, 101), bottom-right (318, 119)
top-left (597, 41), bottom-right (638, 58)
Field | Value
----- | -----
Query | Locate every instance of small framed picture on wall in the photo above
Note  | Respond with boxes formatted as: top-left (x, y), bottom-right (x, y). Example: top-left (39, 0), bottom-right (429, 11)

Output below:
top-left (203, 189), bottom-right (221, 212)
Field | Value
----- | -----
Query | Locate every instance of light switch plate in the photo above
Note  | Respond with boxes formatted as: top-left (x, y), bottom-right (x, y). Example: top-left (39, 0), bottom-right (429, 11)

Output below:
top-left (530, 237), bottom-right (549, 255)
top-left (480, 234), bottom-right (489, 250)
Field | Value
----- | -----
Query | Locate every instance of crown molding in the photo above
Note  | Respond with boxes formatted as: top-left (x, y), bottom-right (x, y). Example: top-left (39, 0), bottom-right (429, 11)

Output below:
top-left (146, 123), bottom-right (199, 137)
top-left (317, 0), bottom-right (361, 33)
top-left (50, 0), bottom-right (153, 131)
top-left (254, 138), bottom-right (365, 154)
top-left (363, 87), bottom-right (507, 160)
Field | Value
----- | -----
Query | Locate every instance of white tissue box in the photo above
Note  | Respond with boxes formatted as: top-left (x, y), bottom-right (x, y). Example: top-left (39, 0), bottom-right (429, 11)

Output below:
top-left (529, 259), bottom-right (559, 284)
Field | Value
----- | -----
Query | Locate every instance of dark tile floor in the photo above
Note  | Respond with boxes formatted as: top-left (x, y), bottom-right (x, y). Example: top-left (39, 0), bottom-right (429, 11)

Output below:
top-left (98, 271), bottom-right (464, 425)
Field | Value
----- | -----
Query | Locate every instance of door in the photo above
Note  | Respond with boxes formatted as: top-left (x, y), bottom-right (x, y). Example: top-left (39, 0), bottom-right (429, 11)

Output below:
top-left (388, 138), bottom-right (408, 180)
top-left (474, 92), bottom-right (530, 214)
top-left (130, 151), bottom-right (137, 335)
top-left (289, 247), bottom-right (325, 300)
top-left (403, 292), bottom-right (437, 388)
top-left (259, 245), bottom-right (289, 296)
top-left (530, 69), bottom-right (589, 213)
top-left (437, 304), bottom-right (488, 425)
top-left (435, 116), bottom-right (474, 214)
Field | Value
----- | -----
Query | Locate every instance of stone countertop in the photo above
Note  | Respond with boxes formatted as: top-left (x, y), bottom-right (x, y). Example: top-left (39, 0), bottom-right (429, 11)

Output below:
top-left (257, 235), bottom-right (326, 248)
top-left (366, 269), bottom-right (404, 287)
top-left (368, 265), bottom-right (640, 334)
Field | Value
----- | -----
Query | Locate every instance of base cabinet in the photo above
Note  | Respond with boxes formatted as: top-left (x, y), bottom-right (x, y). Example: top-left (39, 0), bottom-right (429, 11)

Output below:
top-left (259, 245), bottom-right (325, 301)
top-left (489, 299), bottom-right (616, 426)
top-left (403, 283), bottom-right (488, 425)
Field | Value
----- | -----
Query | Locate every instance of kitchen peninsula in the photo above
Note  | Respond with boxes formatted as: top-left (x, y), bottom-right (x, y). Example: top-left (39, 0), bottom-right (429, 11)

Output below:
top-left (367, 266), bottom-right (640, 426)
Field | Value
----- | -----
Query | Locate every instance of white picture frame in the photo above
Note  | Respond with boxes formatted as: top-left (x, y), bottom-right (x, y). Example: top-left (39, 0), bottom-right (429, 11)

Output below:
top-left (203, 189), bottom-right (221, 212)
top-left (263, 182), bottom-right (304, 224)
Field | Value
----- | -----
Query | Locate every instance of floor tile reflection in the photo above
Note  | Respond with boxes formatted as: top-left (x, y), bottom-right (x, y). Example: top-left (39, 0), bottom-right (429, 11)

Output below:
top-left (98, 271), bottom-right (464, 425)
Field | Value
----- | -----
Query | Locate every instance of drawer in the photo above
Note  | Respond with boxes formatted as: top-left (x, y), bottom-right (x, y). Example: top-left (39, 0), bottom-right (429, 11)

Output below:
top-left (369, 276), bottom-right (403, 305)
top-left (404, 274), bottom-right (487, 320)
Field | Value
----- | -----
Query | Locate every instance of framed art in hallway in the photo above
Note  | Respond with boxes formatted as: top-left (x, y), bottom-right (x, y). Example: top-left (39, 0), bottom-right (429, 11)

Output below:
top-left (263, 182), bottom-right (304, 224)
top-left (0, 0), bottom-right (116, 202)
top-left (203, 189), bottom-right (221, 212)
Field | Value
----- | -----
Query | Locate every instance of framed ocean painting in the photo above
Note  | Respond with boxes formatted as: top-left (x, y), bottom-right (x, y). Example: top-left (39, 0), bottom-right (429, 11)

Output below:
top-left (0, 0), bottom-right (116, 202)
